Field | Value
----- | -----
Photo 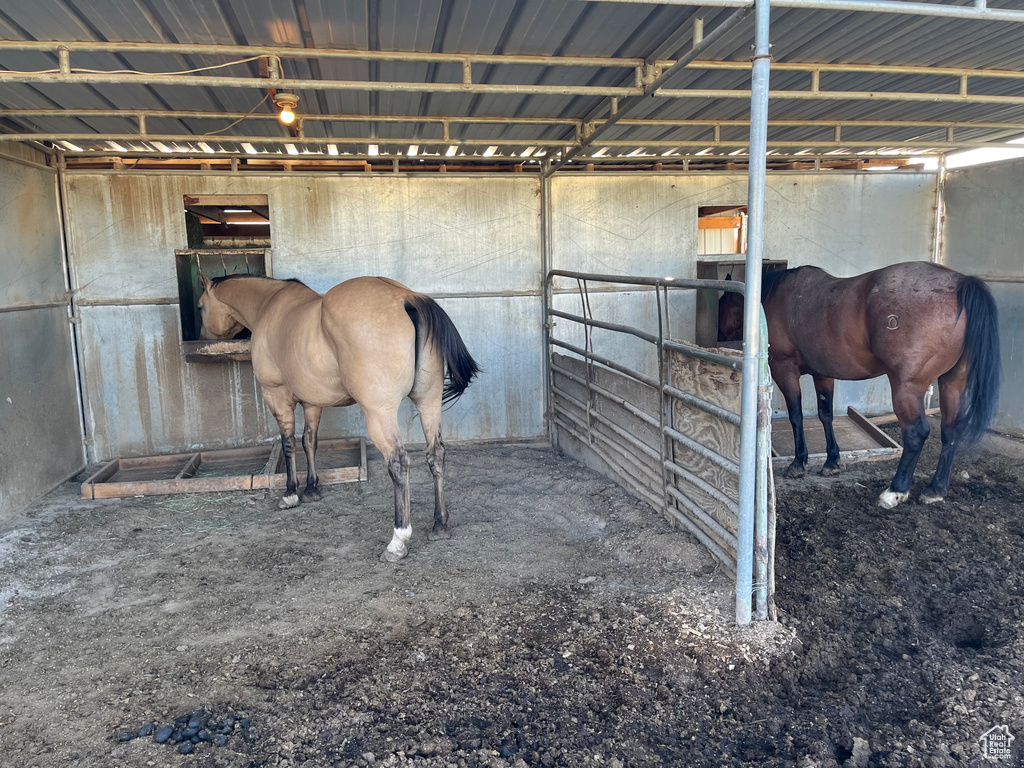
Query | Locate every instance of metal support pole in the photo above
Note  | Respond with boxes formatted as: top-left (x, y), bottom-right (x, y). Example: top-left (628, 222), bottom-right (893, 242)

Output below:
top-left (754, 311), bottom-right (772, 620)
top-left (736, 0), bottom-right (772, 625)
top-left (541, 163), bottom-right (555, 444)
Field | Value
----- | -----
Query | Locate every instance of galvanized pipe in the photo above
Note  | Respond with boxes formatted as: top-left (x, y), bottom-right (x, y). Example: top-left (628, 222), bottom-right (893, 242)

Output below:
top-left (589, 0), bottom-right (1024, 23)
top-left (0, 70), bottom-right (639, 98)
top-left (666, 485), bottom-right (739, 552)
top-left (0, 39), bottom-right (644, 69)
top-left (14, 134), bottom-right (1017, 152)
top-left (548, 308), bottom-right (660, 346)
top-left (553, 384), bottom-right (662, 461)
top-left (58, 151), bottom-right (942, 166)
top-left (541, 164), bottom-right (555, 444)
top-left (663, 338), bottom-right (741, 371)
top-left (551, 338), bottom-right (661, 391)
top-left (550, 270), bottom-right (743, 294)
top-left (550, 309), bottom-right (741, 373)
top-left (664, 424), bottom-right (740, 476)
top-left (754, 311), bottom-right (772, 620)
top-left (655, 88), bottom-right (1024, 106)
top-left (663, 459), bottom-right (740, 516)
top-left (552, 397), bottom-right (664, 479)
top-left (598, 139), bottom-right (1013, 148)
top-left (736, 0), bottom-right (772, 626)
top-left (551, 361), bottom-right (661, 431)
top-left (553, 416), bottom-right (663, 498)
top-left (557, 346), bottom-right (741, 436)
top-left (686, 59), bottom-right (1024, 82)
top-left (11, 134), bottom-right (574, 148)
top-left (663, 384), bottom-right (741, 426)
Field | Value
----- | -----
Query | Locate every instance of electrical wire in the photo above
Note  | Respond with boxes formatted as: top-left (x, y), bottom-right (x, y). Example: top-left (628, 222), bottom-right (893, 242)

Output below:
top-left (0, 55), bottom-right (265, 77)
top-left (202, 93), bottom-right (272, 136)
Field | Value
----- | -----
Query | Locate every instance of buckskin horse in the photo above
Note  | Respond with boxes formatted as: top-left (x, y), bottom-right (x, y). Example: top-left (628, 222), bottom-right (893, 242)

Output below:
top-left (199, 274), bottom-right (479, 561)
top-left (718, 262), bottom-right (1000, 509)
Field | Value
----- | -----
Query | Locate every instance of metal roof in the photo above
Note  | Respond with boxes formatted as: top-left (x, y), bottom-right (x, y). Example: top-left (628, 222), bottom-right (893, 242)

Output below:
top-left (1, 0), bottom-right (1024, 169)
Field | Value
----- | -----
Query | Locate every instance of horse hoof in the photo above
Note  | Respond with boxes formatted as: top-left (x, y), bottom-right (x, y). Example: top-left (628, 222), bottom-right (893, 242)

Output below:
top-left (428, 524), bottom-right (452, 541)
top-left (301, 487), bottom-right (322, 503)
top-left (819, 465), bottom-right (841, 477)
top-left (380, 546), bottom-right (407, 563)
top-left (277, 494), bottom-right (300, 510)
top-left (877, 489), bottom-right (909, 510)
top-left (920, 492), bottom-right (944, 505)
top-left (783, 464), bottom-right (806, 479)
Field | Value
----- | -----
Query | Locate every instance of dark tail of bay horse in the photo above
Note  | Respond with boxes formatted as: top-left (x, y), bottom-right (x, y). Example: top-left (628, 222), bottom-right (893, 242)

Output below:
top-left (404, 295), bottom-right (480, 404)
top-left (957, 276), bottom-right (1001, 451)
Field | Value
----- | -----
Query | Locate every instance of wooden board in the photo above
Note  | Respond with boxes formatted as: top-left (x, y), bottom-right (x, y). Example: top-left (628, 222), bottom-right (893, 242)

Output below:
top-left (771, 407), bottom-right (902, 469)
top-left (82, 438), bottom-right (366, 499)
top-left (668, 349), bottom-right (742, 540)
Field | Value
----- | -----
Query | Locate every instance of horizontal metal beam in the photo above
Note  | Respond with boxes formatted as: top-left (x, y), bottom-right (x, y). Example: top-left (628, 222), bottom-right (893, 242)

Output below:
top-left (688, 59), bottom-right (1024, 82)
top-left (0, 70), bottom-right (639, 98)
top-left (54, 149), bottom-right (941, 165)
top-left (589, 0), bottom-right (1024, 23)
top-left (4, 133), bottom-right (571, 147)
top-left (12, 108), bottom-right (1024, 141)
top-left (0, 39), bottom-right (644, 69)
top-left (2, 38), bottom-right (1021, 83)
top-left (655, 87), bottom-right (1024, 106)
top-left (8, 109), bottom-right (1024, 134)
top-left (19, 132), bottom-right (1015, 152)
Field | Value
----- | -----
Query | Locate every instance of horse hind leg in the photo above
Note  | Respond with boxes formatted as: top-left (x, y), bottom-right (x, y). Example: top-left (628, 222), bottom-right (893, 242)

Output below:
top-left (300, 404), bottom-right (323, 503)
top-left (879, 382), bottom-right (930, 510)
top-left (263, 387), bottom-right (301, 510)
top-left (775, 367), bottom-right (809, 479)
top-left (921, 366), bottom-right (969, 505)
top-left (364, 406), bottom-right (412, 562)
top-left (813, 375), bottom-right (842, 476)
top-left (412, 390), bottom-right (451, 541)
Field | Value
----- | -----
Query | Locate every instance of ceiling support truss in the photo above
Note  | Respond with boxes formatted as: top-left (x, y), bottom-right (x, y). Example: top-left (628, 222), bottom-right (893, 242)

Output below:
top-left (1, 33), bottom-right (1022, 158)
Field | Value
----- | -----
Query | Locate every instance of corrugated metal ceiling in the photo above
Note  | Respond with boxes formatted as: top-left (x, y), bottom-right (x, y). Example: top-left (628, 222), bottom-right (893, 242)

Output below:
top-left (0, 0), bottom-right (1023, 167)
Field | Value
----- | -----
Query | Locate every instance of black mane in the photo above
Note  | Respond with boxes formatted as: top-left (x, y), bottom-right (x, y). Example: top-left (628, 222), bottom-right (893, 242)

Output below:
top-left (760, 267), bottom-right (794, 302)
top-left (211, 274), bottom-right (307, 287)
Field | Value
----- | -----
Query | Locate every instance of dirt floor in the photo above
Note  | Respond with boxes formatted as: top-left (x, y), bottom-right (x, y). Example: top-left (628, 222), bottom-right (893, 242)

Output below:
top-left (1, 429), bottom-right (1022, 768)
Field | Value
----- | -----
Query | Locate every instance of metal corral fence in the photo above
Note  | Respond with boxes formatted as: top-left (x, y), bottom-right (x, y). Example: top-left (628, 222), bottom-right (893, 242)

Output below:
top-left (545, 270), bottom-right (775, 622)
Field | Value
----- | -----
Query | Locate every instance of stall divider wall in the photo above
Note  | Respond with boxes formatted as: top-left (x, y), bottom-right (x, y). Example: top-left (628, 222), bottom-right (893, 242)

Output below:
top-left (942, 157), bottom-right (1024, 435)
top-left (0, 147), bottom-right (84, 523)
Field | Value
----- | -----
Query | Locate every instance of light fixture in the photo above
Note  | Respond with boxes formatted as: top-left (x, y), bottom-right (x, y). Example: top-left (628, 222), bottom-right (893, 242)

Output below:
top-left (273, 92), bottom-right (299, 125)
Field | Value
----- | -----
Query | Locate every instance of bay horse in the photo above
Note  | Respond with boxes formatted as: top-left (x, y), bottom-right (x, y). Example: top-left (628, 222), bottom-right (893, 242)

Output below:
top-left (198, 274), bottom-right (479, 561)
top-left (718, 262), bottom-right (1000, 509)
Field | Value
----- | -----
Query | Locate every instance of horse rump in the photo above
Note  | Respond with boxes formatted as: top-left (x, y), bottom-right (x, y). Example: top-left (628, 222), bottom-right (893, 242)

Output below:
top-left (404, 294), bottom-right (481, 404)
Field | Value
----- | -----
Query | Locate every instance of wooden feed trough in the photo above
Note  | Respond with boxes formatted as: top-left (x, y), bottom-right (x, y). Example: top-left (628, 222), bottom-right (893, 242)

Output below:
top-left (771, 407), bottom-right (902, 469)
top-left (81, 438), bottom-right (366, 499)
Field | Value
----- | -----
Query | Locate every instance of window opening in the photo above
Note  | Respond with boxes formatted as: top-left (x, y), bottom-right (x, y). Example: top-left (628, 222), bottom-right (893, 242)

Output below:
top-left (695, 258), bottom-right (787, 349)
top-left (176, 194), bottom-right (272, 361)
top-left (697, 205), bottom-right (747, 256)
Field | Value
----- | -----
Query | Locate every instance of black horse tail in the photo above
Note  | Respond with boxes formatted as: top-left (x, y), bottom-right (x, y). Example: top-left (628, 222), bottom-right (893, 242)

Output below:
top-left (404, 295), bottom-right (480, 405)
top-left (956, 276), bottom-right (1001, 450)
